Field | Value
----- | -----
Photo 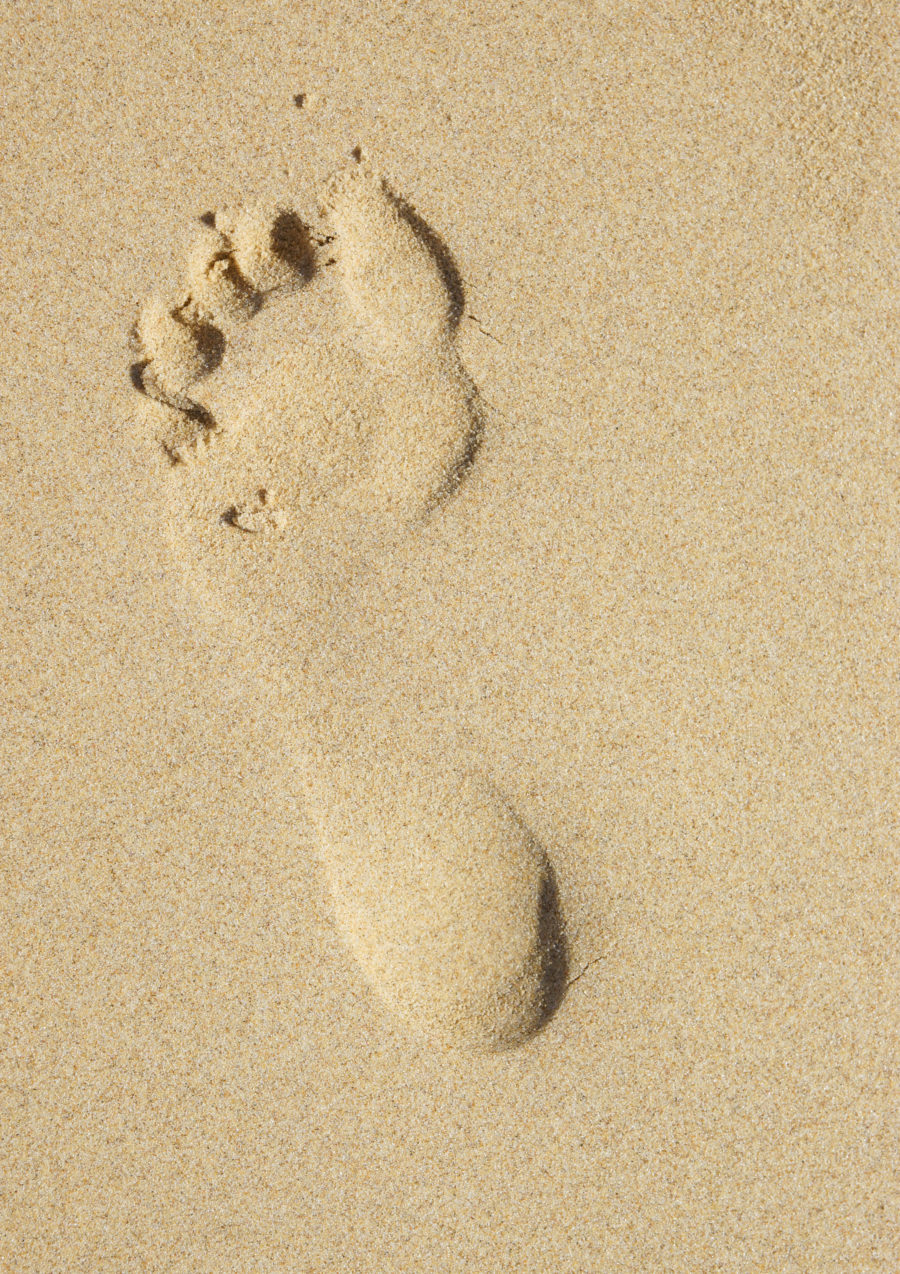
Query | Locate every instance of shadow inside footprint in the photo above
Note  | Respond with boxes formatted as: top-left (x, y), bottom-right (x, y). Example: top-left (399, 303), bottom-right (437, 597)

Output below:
top-left (535, 859), bottom-right (569, 1034)
top-left (185, 313), bottom-right (227, 372)
top-left (422, 393), bottom-right (486, 514)
top-left (128, 358), bottom-right (151, 395)
top-left (129, 309), bottom-right (226, 401)
top-left (270, 209), bottom-right (316, 282)
top-left (387, 191), bottom-right (467, 332)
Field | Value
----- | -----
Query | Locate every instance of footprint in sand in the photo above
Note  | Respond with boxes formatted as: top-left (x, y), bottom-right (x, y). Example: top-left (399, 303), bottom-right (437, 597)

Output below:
top-left (129, 154), bottom-right (567, 1052)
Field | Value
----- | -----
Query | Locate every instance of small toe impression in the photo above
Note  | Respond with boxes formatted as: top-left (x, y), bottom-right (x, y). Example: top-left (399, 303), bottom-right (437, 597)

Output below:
top-left (135, 294), bottom-right (224, 401)
top-left (135, 397), bottom-right (216, 466)
top-left (216, 204), bottom-right (314, 293)
top-left (186, 226), bottom-right (259, 325)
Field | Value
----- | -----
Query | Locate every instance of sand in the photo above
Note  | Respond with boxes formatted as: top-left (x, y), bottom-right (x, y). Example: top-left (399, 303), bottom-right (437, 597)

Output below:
top-left (2, 0), bottom-right (898, 1269)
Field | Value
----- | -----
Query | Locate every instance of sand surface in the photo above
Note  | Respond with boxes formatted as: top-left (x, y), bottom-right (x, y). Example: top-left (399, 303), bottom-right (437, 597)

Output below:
top-left (2, 1), bottom-right (898, 1269)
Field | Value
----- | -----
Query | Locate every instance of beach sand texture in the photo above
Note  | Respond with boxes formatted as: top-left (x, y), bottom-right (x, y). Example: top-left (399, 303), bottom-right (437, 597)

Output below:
top-left (2, 0), bottom-right (898, 1269)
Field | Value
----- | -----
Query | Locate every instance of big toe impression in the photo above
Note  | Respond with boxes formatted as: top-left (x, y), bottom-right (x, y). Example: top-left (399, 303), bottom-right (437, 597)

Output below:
top-left (325, 159), bottom-right (456, 352)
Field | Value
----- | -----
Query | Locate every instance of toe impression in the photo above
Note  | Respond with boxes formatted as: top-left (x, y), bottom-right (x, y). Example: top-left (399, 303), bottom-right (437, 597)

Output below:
top-left (325, 159), bottom-right (457, 353)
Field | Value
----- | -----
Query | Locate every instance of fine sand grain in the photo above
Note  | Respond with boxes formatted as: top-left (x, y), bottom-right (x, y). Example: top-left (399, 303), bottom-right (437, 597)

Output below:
top-left (2, 1), bottom-right (898, 1270)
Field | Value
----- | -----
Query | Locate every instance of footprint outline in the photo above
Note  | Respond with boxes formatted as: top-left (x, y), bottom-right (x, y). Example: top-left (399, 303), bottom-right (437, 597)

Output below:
top-left (128, 152), bottom-right (569, 1052)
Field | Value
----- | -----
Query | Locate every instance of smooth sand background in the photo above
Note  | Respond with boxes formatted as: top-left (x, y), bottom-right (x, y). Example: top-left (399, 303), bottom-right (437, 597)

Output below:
top-left (2, 1), bottom-right (898, 1269)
